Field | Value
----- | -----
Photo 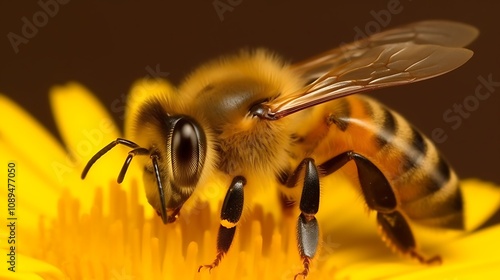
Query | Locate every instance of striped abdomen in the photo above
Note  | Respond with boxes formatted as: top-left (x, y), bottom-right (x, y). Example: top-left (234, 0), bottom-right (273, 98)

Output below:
top-left (303, 95), bottom-right (463, 229)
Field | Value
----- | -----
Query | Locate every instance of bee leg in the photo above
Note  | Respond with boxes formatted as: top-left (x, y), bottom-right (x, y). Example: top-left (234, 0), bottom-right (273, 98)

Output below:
top-left (320, 151), bottom-right (440, 264)
top-left (320, 151), bottom-right (396, 212)
top-left (286, 158), bottom-right (320, 279)
top-left (377, 211), bottom-right (442, 264)
top-left (198, 176), bottom-right (246, 272)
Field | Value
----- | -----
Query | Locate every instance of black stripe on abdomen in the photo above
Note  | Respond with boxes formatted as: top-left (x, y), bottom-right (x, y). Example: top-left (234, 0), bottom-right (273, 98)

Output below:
top-left (400, 126), bottom-right (428, 174)
top-left (420, 155), bottom-right (452, 193)
top-left (375, 108), bottom-right (397, 149)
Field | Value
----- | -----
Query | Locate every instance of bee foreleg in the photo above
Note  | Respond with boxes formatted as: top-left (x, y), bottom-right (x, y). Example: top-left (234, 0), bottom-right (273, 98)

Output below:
top-left (198, 176), bottom-right (246, 272)
top-left (81, 138), bottom-right (141, 180)
top-left (287, 158), bottom-right (320, 279)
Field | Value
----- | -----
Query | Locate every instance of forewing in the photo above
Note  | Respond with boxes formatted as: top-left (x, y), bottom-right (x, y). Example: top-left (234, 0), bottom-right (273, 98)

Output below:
top-left (266, 43), bottom-right (473, 119)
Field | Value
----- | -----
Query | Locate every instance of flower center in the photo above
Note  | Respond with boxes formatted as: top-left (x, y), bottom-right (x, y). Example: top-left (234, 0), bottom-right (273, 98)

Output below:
top-left (33, 181), bottom-right (334, 279)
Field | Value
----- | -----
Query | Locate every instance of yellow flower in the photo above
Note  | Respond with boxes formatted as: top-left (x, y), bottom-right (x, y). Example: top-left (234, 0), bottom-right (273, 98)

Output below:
top-left (1, 81), bottom-right (499, 280)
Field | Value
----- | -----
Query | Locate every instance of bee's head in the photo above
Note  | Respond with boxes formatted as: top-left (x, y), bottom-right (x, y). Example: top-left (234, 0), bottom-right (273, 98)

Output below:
top-left (81, 109), bottom-right (209, 224)
top-left (141, 115), bottom-right (208, 224)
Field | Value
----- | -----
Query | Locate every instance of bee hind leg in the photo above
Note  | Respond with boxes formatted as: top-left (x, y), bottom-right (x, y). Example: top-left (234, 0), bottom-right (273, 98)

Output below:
top-left (319, 151), bottom-right (441, 264)
top-left (377, 211), bottom-right (442, 264)
top-left (198, 176), bottom-right (246, 272)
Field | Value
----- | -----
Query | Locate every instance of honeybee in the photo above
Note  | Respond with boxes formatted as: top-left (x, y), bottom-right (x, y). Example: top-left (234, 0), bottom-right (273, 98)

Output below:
top-left (82, 20), bottom-right (478, 278)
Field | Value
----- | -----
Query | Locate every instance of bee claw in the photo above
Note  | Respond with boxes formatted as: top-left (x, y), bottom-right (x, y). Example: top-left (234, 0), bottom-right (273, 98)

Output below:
top-left (198, 265), bottom-right (208, 273)
top-left (294, 271), bottom-right (308, 280)
top-left (410, 250), bottom-right (442, 265)
top-left (294, 256), bottom-right (311, 280)
top-left (197, 264), bottom-right (216, 273)
top-left (198, 252), bottom-right (224, 273)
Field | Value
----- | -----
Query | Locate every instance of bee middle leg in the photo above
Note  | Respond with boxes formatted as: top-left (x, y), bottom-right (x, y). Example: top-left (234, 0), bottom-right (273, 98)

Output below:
top-left (198, 176), bottom-right (246, 272)
top-left (285, 158), bottom-right (320, 279)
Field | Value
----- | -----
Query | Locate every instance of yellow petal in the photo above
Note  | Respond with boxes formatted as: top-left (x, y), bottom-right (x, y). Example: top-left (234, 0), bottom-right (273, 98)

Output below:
top-left (336, 225), bottom-right (500, 280)
top-left (49, 82), bottom-right (121, 176)
top-left (432, 224), bottom-right (500, 270)
top-left (0, 94), bottom-right (69, 191)
top-left (0, 250), bottom-right (66, 280)
top-left (49, 82), bottom-right (132, 213)
top-left (0, 95), bottom-right (66, 229)
top-left (414, 178), bottom-right (500, 247)
top-left (461, 179), bottom-right (500, 230)
top-left (325, 179), bottom-right (500, 280)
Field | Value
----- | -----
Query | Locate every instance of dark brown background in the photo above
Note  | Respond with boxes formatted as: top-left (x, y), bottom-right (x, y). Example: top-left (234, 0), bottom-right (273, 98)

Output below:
top-left (1, 0), bottom-right (499, 188)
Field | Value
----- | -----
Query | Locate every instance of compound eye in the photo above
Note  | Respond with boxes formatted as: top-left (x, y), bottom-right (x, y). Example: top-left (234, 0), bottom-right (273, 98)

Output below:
top-left (171, 117), bottom-right (206, 185)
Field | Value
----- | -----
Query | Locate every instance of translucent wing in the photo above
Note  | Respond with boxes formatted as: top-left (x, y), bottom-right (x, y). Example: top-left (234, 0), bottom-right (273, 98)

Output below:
top-left (258, 21), bottom-right (478, 120)
top-left (292, 20), bottom-right (479, 81)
